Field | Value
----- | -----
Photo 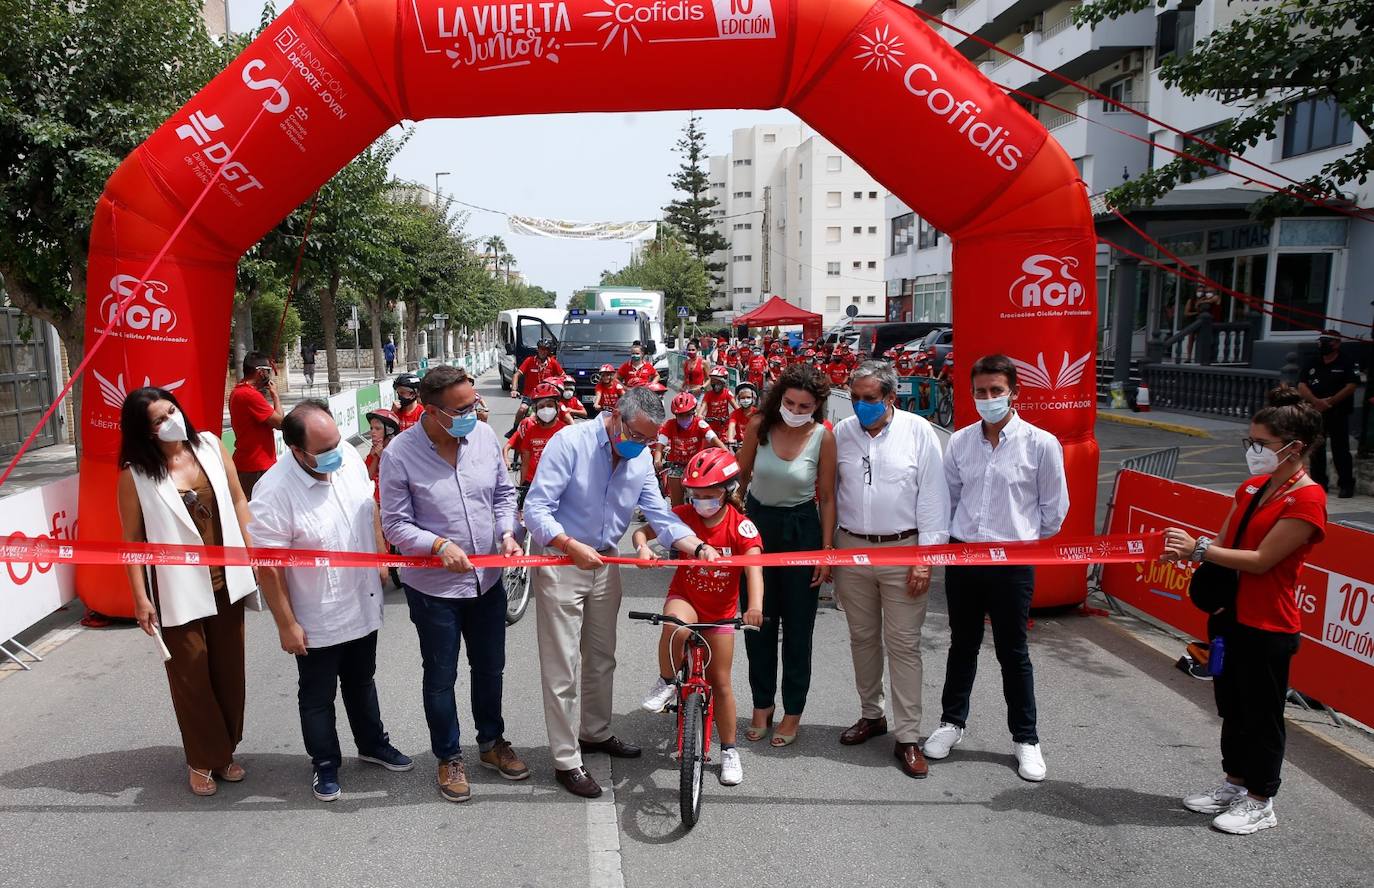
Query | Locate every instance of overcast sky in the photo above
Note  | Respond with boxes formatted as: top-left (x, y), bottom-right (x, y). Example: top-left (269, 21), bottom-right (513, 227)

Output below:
top-left (225, 1), bottom-right (800, 300)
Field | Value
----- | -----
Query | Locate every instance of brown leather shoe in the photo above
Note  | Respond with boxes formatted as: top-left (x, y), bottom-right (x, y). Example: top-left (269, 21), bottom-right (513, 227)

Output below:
top-left (555, 766), bottom-right (603, 798)
top-left (479, 739), bottom-right (531, 781)
top-left (895, 742), bottom-right (929, 779)
top-left (839, 716), bottom-right (889, 746)
top-left (437, 757), bottom-right (471, 802)
top-left (579, 735), bottom-right (642, 759)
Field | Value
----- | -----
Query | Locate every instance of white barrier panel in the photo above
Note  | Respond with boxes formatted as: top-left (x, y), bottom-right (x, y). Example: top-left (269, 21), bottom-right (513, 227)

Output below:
top-left (829, 388), bottom-right (855, 424)
top-left (0, 475), bottom-right (80, 641)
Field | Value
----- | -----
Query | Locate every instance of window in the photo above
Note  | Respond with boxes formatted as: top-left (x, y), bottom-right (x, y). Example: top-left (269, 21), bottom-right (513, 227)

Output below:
top-left (732, 222), bottom-right (753, 231)
top-left (912, 280), bottom-right (950, 322)
top-left (826, 226), bottom-right (841, 243)
top-left (826, 262), bottom-right (841, 277)
top-left (798, 229), bottom-right (803, 246)
top-left (1103, 77), bottom-right (1134, 112)
top-left (732, 286), bottom-right (754, 294)
top-left (826, 296), bottom-right (841, 310)
top-left (799, 163), bottom-right (803, 179)
top-left (866, 295), bottom-right (876, 303)
top-left (852, 261), bottom-right (861, 269)
top-left (733, 158), bottom-right (753, 166)
top-left (1283, 95), bottom-right (1355, 158)
top-left (852, 226), bottom-right (862, 235)
top-left (732, 254), bottom-right (753, 262)
top-left (1186, 126), bottom-right (1229, 179)
top-left (867, 261), bottom-right (877, 270)
top-left (853, 191), bottom-right (863, 199)
top-left (826, 191), bottom-right (842, 208)
top-left (763, 132), bottom-right (776, 143)
top-left (1270, 253), bottom-right (1334, 333)
top-left (1155, 9), bottom-right (1195, 63)
top-left (868, 191), bottom-right (878, 199)
top-left (917, 217), bottom-right (942, 250)
top-left (890, 212), bottom-right (915, 255)
top-left (868, 226), bottom-right (877, 234)
top-left (732, 190), bottom-right (752, 198)
top-left (799, 197), bottom-right (804, 214)
top-left (851, 296), bottom-right (861, 303)
top-left (826, 155), bottom-right (842, 172)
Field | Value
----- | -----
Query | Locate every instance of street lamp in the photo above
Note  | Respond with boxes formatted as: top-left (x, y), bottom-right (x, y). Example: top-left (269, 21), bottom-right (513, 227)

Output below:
top-left (434, 171), bottom-right (450, 204)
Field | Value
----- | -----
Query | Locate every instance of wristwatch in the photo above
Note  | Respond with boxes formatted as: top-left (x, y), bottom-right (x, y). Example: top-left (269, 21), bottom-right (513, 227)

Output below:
top-left (1190, 536), bottom-right (1213, 563)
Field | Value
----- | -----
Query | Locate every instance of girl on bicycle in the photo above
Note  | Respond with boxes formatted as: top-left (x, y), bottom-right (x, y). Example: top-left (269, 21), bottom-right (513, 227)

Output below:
top-left (592, 364), bottom-right (624, 416)
top-left (727, 383), bottom-right (758, 448)
top-left (701, 367), bottom-right (735, 441)
top-left (503, 382), bottom-right (569, 509)
top-left (634, 448), bottom-right (764, 787)
top-left (655, 391), bottom-right (723, 506)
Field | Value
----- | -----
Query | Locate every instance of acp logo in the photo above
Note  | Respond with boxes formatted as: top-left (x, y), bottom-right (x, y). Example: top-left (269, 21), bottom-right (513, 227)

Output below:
top-left (99, 275), bottom-right (177, 335)
top-left (1009, 255), bottom-right (1084, 309)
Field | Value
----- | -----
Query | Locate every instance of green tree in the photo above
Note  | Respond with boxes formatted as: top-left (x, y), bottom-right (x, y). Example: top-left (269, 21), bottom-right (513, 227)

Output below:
top-left (663, 116), bottom-right (728, 290)
top-left (0, 0), bottom-right (235, 437)
top-left (601, 233), bottom-right (711, 319)
top-left (1074, 0), bottom-right (1372, 217)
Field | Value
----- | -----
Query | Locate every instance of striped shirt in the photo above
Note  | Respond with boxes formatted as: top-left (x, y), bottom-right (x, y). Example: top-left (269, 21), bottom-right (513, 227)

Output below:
top-left (944, 411), bottom-right (1068, 543)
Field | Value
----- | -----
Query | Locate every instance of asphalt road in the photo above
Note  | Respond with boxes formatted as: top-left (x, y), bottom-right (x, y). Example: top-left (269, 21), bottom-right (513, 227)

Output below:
top-left (1, 376), bottom-right (1370, 888)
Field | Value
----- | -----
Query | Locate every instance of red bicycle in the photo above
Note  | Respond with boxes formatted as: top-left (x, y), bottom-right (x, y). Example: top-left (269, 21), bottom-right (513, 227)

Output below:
top-left (627, 611), bottom-right (752, 828)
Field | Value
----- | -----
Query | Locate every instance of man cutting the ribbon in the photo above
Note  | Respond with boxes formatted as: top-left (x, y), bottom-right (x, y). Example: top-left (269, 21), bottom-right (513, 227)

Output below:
top-left (524, 386), bottom-right (721, 799)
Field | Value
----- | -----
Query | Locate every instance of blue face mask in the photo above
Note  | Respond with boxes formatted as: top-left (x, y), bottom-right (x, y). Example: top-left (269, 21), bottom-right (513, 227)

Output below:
top-left (447, 414), bottom-right (478, 439)
top-left (615, 438), bottom-right (646, 459)
top-left (853, 398), bottom-right (888, 429)
top-left (307, 445), bottom-right (344, 474)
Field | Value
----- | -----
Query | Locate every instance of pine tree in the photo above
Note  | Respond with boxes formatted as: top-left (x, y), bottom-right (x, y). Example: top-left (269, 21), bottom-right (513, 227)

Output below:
top-left (663, 116), bottom-right (728, 293)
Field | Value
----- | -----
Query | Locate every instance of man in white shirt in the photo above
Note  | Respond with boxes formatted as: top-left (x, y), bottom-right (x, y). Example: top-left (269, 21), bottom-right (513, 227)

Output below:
top-left (250, 401), bottom-right (414, 803)
top-left (925, 355), bottom-right (1068, 782)
top-left (832, 362), bottom-right (950, 780)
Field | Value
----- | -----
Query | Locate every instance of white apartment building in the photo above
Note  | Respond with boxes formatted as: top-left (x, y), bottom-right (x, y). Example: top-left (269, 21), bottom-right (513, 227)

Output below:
top-left (890, 0), bottom-right (1372, 371)
top-left (708, 125), bottom-right (887, 327)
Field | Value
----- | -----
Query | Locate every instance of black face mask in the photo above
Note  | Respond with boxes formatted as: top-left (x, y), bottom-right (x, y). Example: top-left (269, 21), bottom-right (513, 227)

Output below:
top-left (1319, 340), bottom-right (1338, 355)
top-left (398, 394), bottom-right (417, 406)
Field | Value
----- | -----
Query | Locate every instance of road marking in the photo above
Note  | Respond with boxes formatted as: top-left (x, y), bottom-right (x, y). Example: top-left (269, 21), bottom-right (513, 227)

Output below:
top-left (583, 752), bottom-right (625, 888)
top-left (0, 623), bottom-right (83, 682)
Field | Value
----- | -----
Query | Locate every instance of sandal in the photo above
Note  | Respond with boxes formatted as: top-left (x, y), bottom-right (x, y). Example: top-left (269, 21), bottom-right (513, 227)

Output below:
top-left (745, 707), bottom-right (775, 743)
top-left (188, 767), bottom-right (218, 797)
top-left (769, 733), bottom-right (797, 748)
top-left (214, 761), bottom-right (245, 782)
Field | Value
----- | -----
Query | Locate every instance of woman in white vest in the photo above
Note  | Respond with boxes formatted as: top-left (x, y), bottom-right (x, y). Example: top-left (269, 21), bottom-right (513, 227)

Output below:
top-left (115, 387), bottom-right (258, 797)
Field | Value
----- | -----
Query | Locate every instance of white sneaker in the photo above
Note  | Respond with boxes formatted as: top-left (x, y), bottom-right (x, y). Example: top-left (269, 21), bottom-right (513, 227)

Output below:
top-left (1211, 797), bottom-right (1278, 835)
top-left (719, 747), bottom-right (743, 786)
top-left (922, 723), bottom-right (964, 760)
top-left (1183, 780), bottom-right (1247, 814)
top-left (641, 676), bottom-right (676, 713)
top-left (1013, 742), bottom-right (1046, 781)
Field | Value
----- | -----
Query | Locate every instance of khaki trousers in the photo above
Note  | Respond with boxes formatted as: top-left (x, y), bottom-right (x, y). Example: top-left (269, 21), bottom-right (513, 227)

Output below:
top-left (533, 546), bottom-right (623, 770)
top-left (832, 529), bottom-right (928, 743)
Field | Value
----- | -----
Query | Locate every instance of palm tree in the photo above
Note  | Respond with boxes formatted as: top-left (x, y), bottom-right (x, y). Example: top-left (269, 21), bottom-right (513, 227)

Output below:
top-left (484, 235), bottom-right (506, 280)
top-left (500, 251), bottom-right (517, 284)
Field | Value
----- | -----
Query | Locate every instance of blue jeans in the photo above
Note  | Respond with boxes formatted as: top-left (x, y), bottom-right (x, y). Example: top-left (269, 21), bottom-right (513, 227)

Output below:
top-left (404, 582), bottom-right (507, 761)
top-left (296, 630), bottom-right (388, 770)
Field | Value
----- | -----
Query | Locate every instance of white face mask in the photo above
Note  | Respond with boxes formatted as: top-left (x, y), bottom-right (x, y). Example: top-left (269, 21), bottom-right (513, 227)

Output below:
top-left (561, 389), bottom-right (575, 400)
top-left (691, 497), bottom-right (724, 518)
top-left (536, 406), bottom-right (558, 423)
top-left (1245, 442), bottom-right (1294, 475)
top-left (975, 395), bottom-right (1011, 424)
top-left (738, 397), bottom-right (754, 408)
top-left (779, 405), bottom-right (814, 428)
top-left (156, 410), bottom-right (189, 442)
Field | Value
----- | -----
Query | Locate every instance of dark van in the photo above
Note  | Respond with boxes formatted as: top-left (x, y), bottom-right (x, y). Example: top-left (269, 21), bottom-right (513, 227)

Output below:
top-left (849, 321), bottom-right (947, 358)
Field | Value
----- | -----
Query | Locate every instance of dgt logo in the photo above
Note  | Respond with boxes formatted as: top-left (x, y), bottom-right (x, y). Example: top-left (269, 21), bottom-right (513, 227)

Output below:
top-left (175, 107), bottom-right (265, 195)
top-left (100, 275), bottom-right (177, 334)
top-left (1009, 254), bottom-right (1084, 309)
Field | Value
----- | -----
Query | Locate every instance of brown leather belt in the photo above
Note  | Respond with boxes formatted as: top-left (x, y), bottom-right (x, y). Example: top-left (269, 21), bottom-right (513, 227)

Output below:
top-left (839, 527), bottom-right (917, 544)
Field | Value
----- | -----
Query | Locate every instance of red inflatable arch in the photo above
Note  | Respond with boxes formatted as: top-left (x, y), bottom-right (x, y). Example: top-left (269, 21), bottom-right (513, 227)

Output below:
top-left (77, 0), bottom-right (1099, 613)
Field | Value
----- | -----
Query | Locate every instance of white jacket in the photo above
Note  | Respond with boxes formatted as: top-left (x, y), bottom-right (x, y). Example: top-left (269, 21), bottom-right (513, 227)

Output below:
top-left (130, 431), bottom-right (257, 627)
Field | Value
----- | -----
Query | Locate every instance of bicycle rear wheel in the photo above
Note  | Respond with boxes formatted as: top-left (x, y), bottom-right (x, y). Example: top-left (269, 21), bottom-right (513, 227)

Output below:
top-left (503, 538), bottom-right (532, 625)
top-left (679, 691), bottom-right (706, 828)
top-left (936, 388), bottom-right (954, 429)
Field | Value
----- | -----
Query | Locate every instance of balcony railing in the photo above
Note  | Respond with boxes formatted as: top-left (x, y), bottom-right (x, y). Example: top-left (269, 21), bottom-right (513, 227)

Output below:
top-left (1041, 109), bottom-right (1076, 131)
top-left (1041, 15), bottom-right (1076, 41)
top-left (1142, 364), bottom-right (1281, 419)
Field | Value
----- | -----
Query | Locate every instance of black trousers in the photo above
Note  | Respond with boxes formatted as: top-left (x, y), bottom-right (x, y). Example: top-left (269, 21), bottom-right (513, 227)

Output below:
top-left (1310, 410), bottom-right (1353, 489)
top-left (940, 564), bottom-right (1039, 744)
top-left (296, 630), bottom-right (389, 770)
top-left (743, 496), bottom-right (822, 716)
top-left (1214, 623), bottom-right (1300, 798)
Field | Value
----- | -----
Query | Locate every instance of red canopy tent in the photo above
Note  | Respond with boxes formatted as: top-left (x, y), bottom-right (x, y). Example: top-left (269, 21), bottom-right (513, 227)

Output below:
top-left (732, 296), bottom-right (824, 341)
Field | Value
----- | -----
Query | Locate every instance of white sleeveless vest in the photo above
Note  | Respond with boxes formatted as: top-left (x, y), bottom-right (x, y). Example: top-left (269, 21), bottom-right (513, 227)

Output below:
top-left (130, 431), bottom-right (257, 627)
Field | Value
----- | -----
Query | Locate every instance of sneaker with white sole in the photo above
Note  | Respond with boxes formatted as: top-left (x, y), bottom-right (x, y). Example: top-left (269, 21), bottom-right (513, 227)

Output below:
top-left (1013, 742), bottom-right (1046, 781)
top-left (1183, 780), bottom-right (1247, 814)
top-left (719, 747), bottom-right (743, 786)
top-left (641, 676), bottom-right (676, 713)
top-left (1211, 797), bottom-right (1277, 835)
top-left (922, 723), bottom-right (964, 760)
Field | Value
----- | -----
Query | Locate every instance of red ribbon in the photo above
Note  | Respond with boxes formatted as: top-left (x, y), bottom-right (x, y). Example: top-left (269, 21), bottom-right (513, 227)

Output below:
top-left (0, 533), bottom-right (1163, 571)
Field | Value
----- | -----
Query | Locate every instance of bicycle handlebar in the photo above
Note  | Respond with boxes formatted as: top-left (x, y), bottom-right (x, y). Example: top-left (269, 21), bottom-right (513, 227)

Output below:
top-left (627, 611), bottom-right (757, 631)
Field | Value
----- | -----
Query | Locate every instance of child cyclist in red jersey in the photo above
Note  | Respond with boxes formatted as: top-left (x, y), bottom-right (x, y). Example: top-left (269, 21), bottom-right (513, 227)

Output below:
top-left (727, 383), bottom-right (759, 448)
top-left (701, 366), bottom-right (735, 440)
top-left (634, 448), bottom-right (764, 787)
top-left (592, 363), bottom-right (624, 416)
top-left (504, 383), bottom-right (569, 509)
top-left (557, 374), bottom-right (587, 420)
top-left (656, 391), bottom-right (723, 505)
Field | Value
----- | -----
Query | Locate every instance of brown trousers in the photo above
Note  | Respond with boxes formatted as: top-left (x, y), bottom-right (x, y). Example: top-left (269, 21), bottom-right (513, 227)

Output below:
top-left (160, 586), bottom-right (246, 770)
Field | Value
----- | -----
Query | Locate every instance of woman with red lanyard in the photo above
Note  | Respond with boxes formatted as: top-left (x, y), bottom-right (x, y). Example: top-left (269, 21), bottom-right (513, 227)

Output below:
top-left (681, 340), bottom-right (708, 395)
top-left (701, 366), bottom-right (735, 440)
top-left (655, 391), bottom-right (722, 506)
top-left (1161, 388), bottom-right (1327, 836)
top-left (592, 364), bottom-right (624, 417)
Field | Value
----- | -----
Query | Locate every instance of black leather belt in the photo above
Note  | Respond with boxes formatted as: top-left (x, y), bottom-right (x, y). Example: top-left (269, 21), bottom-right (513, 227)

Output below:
top-left (839, 527), bottom-right (917, 544)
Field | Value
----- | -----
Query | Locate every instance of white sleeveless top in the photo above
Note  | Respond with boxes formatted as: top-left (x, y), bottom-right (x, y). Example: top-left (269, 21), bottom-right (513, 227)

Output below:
top-left (130, 431), bottom-right (257, 627)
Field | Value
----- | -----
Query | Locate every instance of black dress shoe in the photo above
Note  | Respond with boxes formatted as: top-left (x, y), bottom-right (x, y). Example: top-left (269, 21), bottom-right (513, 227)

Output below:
top-left (555, 766), bottom-right (602, 798)
top-left (579, 735), bottom-right (642, 758)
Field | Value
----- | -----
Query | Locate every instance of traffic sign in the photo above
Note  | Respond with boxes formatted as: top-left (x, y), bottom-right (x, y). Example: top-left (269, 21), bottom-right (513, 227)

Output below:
top-left (676, 306), bottom-right (690, 318)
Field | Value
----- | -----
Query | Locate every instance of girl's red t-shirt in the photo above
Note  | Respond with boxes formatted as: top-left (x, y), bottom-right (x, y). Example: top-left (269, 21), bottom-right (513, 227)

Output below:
top-left (666, 504), bottom-right (762, 622)
top-left (1232, 474), bottom-right (1327, 633)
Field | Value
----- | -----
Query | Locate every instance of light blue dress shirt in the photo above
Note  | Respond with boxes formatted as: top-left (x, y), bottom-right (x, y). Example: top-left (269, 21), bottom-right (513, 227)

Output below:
top-left (525, 415), bottom-right (691, 552)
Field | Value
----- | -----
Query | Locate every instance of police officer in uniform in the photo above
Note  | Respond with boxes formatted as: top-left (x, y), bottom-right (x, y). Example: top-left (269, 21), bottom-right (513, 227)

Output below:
top-left (1298, 329), bottom-right (1361, 498)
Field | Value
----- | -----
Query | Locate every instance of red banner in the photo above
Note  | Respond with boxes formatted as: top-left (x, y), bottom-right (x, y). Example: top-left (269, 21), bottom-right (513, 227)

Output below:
top-left (3, 532), bottom-right (1160, 571)
top-left (1102, 470), bottom-right (1374, 728)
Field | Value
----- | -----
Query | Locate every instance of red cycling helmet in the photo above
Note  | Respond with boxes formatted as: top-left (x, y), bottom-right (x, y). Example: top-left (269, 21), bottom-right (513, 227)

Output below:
top-left (366, 408), bottom-right (401, 436)
top-left (683, 448), bottom-right (740, 488)
top-left (709, 366), bottom-right (729, 379)
top-left (530, 382), bottom-right (562, 401)
top-left (670, 391), bottom-right (698, 414)
top-left (644, 379), bottom-right (668, 393)
top-left (599, 363), bottom-right (616, 373)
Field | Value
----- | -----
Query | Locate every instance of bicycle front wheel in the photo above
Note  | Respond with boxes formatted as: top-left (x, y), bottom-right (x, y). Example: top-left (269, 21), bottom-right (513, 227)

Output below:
top-left (503, 538), bottom-right (532, 625)
top-left (936, 389), bottom-right (954, 429)
top-left (679, 691), bottom-right (706, 828)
